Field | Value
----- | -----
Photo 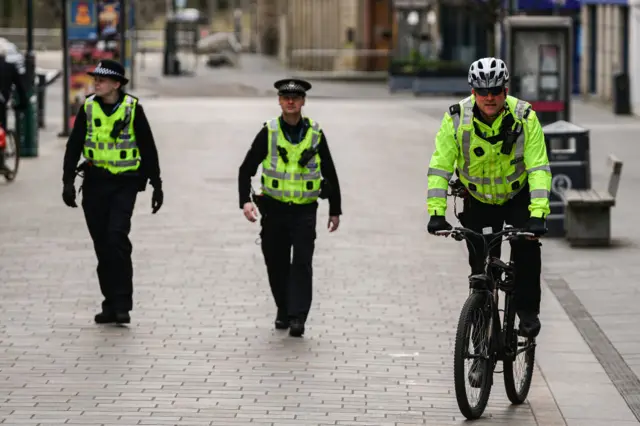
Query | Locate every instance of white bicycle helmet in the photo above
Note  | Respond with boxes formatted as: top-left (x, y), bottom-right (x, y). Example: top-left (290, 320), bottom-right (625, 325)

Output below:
top-left (468, 57), bottom-right (510, 88)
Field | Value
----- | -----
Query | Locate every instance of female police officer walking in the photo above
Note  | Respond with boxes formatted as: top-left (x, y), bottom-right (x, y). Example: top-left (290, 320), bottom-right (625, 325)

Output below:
top-left (238, 78), bottom-right (342, 337)
top-left (61, 60), bottom-right (163, 325)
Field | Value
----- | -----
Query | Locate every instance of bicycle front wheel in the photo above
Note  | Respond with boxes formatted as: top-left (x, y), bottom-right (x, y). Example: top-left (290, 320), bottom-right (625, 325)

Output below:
top-left (503, 297), bottom-right (536, 404)
top-left (2, 129), bottom-right (19, 182)
top-left (453, 291), bottom-right (494, 420)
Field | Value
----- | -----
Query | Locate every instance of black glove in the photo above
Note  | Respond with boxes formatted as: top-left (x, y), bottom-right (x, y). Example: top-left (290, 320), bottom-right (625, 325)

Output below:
top-left (62, 183), bottom-right (77, 208)
top-left (525, 217), bottom-right (547, 236)
top-left (427, 215), bottom-right (452, 235)
top-left (151, 186), bottom-right (163, 214)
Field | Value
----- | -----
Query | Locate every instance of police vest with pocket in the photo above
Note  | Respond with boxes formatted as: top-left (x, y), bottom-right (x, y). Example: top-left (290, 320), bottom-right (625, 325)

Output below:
top-left (82, 94), bottom-right (140, 175)
top-left (261, 117), bottom-right (323, 204)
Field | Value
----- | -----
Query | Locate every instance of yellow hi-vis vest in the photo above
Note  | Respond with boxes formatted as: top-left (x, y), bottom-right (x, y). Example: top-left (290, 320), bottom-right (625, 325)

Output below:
top-left (82, 94), bottom-right (141, 175)
top-left (261, 117), bottom-right (323, 204)
top-left (427, 95), bottom-right (551, 218)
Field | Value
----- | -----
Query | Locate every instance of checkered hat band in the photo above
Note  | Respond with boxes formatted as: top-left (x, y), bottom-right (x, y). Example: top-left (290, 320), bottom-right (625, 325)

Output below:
top-left (92, 66), bottom-right (123, 78)
top-left (279, 83), bottom-right (304, 92)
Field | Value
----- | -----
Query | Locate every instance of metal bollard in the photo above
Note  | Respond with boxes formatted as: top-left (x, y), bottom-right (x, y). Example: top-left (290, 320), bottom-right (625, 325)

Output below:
top-left (37, 73), bottom-right (46, 129)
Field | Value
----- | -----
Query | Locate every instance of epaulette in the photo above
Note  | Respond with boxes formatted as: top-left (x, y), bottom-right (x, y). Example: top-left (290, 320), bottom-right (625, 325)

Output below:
top-left (449, 104), bottom-right (461, 116)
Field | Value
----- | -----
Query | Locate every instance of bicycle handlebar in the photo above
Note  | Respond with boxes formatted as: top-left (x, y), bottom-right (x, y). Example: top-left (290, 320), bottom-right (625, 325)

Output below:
top-left (434, 226), bottom-right (535, 240)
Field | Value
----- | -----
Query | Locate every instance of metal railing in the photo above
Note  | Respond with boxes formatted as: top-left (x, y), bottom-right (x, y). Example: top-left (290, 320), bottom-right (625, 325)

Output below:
top-left (0, 28), bottom-right (168, 52)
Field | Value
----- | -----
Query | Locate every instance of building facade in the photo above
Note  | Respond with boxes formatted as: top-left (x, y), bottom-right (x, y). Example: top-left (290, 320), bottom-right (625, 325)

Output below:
top-left (579, 0), bottom-right (629, 108)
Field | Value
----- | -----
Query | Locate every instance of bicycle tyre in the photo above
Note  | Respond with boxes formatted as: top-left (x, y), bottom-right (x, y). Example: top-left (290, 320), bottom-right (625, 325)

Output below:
top-left (503, 295), bottom-right (536, 404)
top-left (2, 129), bottom-right (19, 182)
top-left (454, 291), bottom-right (494, 420)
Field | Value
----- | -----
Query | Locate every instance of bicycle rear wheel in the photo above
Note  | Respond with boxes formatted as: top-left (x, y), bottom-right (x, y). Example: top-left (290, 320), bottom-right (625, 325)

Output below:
top-left (503, 295), bottom-right (536, 404)
top-left (1, 129), bottom-right (19, 182)
top-left (454, 291), bottom-right (494, 420)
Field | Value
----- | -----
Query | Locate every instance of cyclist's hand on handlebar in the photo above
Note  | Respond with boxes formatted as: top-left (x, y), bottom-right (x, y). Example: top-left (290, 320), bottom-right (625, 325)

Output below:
top-left (525, 217), bottom-right (547, 238)
top-left (62, 183), bottom-right (77, 208)
top-left (427, 215), bottom-right (452, 235)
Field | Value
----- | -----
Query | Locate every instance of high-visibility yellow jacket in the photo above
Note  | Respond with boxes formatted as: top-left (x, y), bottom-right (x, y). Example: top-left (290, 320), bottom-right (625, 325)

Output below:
top-left (427, 95), bottom-right (551, 218)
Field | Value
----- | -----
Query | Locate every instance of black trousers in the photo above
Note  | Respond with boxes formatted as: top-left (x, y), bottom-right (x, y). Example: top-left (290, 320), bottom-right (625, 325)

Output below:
top-left (260, 204), bottom-right (317, 321)
top-left (460, 187), bottom-right (541, 315)
top-left (81, 176), bottom-right (139, 313)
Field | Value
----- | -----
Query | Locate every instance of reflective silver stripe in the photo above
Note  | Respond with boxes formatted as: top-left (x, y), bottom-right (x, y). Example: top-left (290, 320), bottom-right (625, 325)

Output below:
top-left (268, 118), bottom-right (279, 170)
top-left (427, 167), bottom-right (453, 180)
top-left (263, 187), bottom-right (320, 199)
top-left (458, 97), bottom-right (474, 177)
top-left (305, 121), bottom-right (322, 171)
top-left (84, 141), bottom-right (138, 150)
top-left (85, 95), bottom-right (95, 140)
top-left (91, 159), bottom-right (139, 167)
top-left (119, 96), bottom-right (135, 140)
top-left (262, 169), bottom-right (321, 180)
top-left (458, 169), bottom-right (502, 185)
top-left (451, 113), bottom-right (460, 141)
top-left (531, 189), bottom-right (550, 198)
top-left (427, 188), bottom-right (447, 198)
top-left (527, 165), bottom-right (551, 173)
top-left (505, 100), bottom-right (529, 183)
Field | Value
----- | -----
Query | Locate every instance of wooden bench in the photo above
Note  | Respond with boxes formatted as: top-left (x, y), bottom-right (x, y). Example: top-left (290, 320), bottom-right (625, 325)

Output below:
top-left (563, 154), bottom-right (623, 246)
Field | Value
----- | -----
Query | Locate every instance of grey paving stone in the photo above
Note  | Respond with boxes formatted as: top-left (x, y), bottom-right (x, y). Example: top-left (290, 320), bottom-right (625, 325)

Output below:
top-left (0, 95), bottom-right (588, 426)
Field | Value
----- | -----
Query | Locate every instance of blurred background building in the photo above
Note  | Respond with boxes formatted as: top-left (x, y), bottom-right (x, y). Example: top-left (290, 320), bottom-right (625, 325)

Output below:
top-left (0, 0), bottom-right (635, 111)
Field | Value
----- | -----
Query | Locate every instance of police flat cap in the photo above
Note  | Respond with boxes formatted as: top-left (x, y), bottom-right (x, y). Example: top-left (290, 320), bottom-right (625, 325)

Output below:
top-left (274, 78), bottom-right (312, 96)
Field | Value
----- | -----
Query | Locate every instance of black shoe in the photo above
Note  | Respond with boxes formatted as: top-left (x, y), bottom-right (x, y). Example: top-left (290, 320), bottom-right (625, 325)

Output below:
top-left (468, 359), bottom-right (485, 388)
top-left (115, 312), bottom-right (130, 324)
top-left (94, 311), bottom-right (116, 324)
top-left (518, 311), bottom-right (541, 338)
top-left (275, 309), bottom-right (289, 330)
top-left (275, 318), bottom-right (289, 330)
top-left (289, 318), bottom-right (305, 337)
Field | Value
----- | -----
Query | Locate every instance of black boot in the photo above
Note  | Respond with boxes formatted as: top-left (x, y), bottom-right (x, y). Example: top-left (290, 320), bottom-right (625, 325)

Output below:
top-left (518, 311), bottom-right (541, 338)
top-left (468, 359), bottom-right (485, 388)
top-left (275, 310), bottom-right (289, 330)
top-left (94, 311), bottom-right (116, 324)
top-left (115, 312), bottom-right (130, 324)
top-left (289, 318), bottom-right (305, 337)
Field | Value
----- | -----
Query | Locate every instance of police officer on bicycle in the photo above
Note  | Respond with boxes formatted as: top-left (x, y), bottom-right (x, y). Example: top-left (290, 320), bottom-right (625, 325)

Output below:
top-left (61, 60), bottom-right (164, 325)
top-left (426, 57), bottom-right (551, 339)
top-left (238, 78), bottom-right (342, 338)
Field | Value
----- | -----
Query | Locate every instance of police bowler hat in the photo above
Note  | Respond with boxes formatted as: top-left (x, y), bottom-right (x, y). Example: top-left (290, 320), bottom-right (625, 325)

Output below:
top-left (274, 78), bottom-right (312, 96)
top-left (87, 59), bottom-right (129, 85)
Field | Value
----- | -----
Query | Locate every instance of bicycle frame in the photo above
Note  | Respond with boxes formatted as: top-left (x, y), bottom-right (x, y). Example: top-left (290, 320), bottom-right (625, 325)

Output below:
top-left (435, 225), bottom-right (534, 361)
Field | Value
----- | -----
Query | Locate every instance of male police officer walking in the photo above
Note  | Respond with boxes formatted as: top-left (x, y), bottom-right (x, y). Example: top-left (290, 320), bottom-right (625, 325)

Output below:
top-left (238, 78), bottom-right (342, 337)
top-left (61, 60), bottom-right (163, 325)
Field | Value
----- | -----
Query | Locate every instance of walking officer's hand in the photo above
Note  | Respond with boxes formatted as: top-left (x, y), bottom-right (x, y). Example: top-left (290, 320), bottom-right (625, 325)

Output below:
top-left (62, 183), bottom-right (77, 208)
top-left (151, 186), bottom-right (163, 214)
top-left (328, 216), bottom-right (340, 232)
top-left (243, 202), bottom-right (258, 222)
top-left (427, 215), bottom-right (452, 235)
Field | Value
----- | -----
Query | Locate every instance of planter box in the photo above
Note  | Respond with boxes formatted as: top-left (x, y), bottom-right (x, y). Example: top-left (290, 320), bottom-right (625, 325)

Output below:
top-left (412, 68), bottom-right (469, 96)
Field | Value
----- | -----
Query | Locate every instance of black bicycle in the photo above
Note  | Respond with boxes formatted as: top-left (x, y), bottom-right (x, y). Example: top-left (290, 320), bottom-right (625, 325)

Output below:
top-left (435, 224), bottom-right (537, 420)
top-left (0, 123), bottom-right (18, 182)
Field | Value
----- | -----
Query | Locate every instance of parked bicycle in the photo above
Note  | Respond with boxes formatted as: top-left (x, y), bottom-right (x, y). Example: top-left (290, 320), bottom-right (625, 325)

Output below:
top-left (434, 179), bottom-right (537, 420)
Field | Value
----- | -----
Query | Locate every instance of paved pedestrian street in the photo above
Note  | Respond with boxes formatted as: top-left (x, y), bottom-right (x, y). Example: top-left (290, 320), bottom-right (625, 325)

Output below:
top-left (0, 96), bottom-right (636, 425)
